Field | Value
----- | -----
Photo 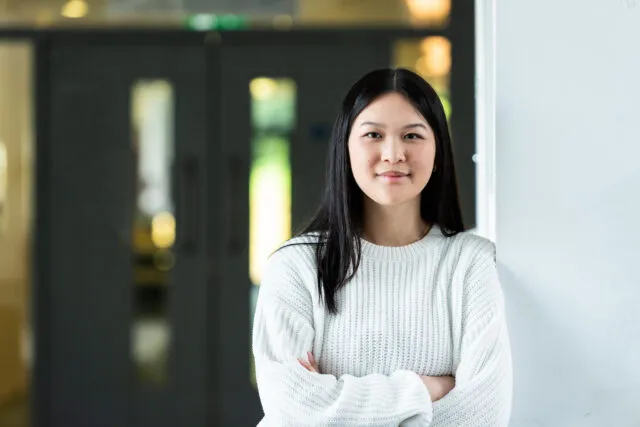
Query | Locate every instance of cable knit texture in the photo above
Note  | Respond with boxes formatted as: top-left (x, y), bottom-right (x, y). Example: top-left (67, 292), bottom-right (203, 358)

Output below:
top-left (252, 226), bottom-right (513, 426)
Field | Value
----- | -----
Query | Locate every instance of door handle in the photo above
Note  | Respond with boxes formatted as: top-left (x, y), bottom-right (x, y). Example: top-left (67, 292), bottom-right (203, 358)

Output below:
top-left (226, 155), bottom-right (248, 256)
top-left (179, 156), bottom-right (200, 255)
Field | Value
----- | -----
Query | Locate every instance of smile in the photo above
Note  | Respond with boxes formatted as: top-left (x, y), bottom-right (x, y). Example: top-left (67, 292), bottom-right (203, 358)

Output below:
top-left (376, 172), bottom-right (410, 182)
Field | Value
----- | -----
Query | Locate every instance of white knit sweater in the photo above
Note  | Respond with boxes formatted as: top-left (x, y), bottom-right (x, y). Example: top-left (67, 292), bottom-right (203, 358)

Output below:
top-left (252, 226), bottom-right (513, 426)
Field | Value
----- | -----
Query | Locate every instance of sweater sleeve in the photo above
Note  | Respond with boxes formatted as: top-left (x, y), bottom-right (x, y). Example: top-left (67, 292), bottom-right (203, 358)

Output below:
top-left (430, 240), bottom-right (513, 426)
top-left (252, 248), bottom-right (433, 427)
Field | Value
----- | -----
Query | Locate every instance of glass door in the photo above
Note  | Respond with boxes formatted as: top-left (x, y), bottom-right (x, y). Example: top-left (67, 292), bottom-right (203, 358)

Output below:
top-left (216, 32), bottom-right (390, 426)
top-left (38, 36), bottom-right (212, 427)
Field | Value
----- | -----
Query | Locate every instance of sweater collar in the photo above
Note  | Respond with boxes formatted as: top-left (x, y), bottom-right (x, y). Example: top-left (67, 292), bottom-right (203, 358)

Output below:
top-left (358, 224), bottom-right (444, 261)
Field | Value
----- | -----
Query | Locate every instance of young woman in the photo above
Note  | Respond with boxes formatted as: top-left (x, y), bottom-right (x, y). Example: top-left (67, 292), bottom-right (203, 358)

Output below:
top-left (252, 68), bottom-right (512, 426)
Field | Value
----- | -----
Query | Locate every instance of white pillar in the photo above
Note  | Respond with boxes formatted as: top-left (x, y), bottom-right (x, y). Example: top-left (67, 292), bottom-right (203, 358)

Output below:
top-left (474, 0), bottom-right (496, 241)
top-left (494, 1), bottom-right (640, 425)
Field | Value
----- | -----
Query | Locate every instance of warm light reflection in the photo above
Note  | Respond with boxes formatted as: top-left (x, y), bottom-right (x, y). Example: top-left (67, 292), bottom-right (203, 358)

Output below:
top-left (61, 0), bottom-right (89, 19)
top-left (416, 36), bottom-right (451, 77)
top-left (392, 38), bottom-right (452, 119)
top-left (249, 78), bottom-right (295, 286)
top-left (405, 0), bottom-right (450, 23)
top-left (151, 212), bottom-right (176, 249)
top-left (250, 78), bottom-right (278, 101)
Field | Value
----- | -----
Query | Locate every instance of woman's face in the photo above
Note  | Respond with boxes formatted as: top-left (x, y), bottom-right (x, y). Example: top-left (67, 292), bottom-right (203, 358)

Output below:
top-left (348, 92), bottom-right (436, 207)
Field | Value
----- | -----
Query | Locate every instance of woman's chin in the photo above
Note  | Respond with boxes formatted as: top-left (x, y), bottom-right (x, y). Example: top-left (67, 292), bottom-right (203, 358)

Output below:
top-left (367, 193), bottom-right (420, 207)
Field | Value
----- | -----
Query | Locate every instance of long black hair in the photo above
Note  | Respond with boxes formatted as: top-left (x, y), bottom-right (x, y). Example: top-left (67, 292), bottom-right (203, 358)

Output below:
top-left (291, 68), bottom-right (464, 314)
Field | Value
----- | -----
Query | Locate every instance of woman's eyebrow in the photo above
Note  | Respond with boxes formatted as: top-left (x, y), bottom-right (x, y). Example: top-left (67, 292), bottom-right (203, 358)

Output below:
top-left (358, 122), bottom-right (427, 129)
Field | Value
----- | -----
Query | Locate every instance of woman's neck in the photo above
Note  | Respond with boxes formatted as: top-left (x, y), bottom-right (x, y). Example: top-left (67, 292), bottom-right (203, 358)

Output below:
top-left (361, 198), bottom-right (429, 247)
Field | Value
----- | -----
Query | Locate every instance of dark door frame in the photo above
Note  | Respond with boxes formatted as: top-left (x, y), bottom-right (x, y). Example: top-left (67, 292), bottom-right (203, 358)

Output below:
top-left (31, 32), bottom-right (216, 427)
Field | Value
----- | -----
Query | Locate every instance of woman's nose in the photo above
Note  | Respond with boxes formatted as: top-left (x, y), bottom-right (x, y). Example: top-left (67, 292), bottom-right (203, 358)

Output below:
top-left (380, 137), bottom-right (406, 163)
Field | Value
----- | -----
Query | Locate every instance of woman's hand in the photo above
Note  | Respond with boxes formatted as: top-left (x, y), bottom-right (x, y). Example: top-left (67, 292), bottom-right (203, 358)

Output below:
top-left (420, 375), bottom-right (455, 402)
top-left (298, 352), bottom-right (320, 373)
top-left (298, 353), bottom-right (453, 402)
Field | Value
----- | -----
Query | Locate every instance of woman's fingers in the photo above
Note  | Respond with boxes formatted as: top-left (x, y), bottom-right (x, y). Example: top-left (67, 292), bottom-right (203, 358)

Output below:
top-left (307, 351), bottom-right (320, 373)
top-left (307, 352), bottom-right (319, 371)
top-left (298, 354), bottom-right (319, 373)
top-left (298, 358), bottom-right (312, 371)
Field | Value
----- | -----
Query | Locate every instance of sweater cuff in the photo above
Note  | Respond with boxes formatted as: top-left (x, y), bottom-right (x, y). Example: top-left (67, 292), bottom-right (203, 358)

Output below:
top-left (397, 370), bottom-right (434, 425)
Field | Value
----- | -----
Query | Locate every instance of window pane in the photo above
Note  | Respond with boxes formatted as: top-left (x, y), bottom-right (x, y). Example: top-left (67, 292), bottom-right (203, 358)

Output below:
top-left (0, 40), bottom-right (34, 427)
top-left (131, 80), bottom-right (175, 386)
top-left (249, 77), bottom-right (296, 387)
top-left (393, 37), bottom-right (452, 119)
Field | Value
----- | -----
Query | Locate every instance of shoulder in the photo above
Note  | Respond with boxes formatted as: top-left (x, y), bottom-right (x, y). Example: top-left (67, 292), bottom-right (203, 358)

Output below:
top-left (267, 233), bottom-right (321, 272)
top-left (435, 228), bottom-right (496, 278)
top-left (261, 233), bottom-right (321, 292)
top-left (448, 229), bottom-right (496, 262)
top-left (257, 234), bottom-right (321, 325)
top-left (442, 231), bottom-right (504, 305)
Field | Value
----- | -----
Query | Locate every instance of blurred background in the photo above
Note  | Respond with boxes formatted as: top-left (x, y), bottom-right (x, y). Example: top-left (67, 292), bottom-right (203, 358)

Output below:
top-left (1, 1), bottom-right (474, 426)
top-left (2, 0), bottom-right (639, 426)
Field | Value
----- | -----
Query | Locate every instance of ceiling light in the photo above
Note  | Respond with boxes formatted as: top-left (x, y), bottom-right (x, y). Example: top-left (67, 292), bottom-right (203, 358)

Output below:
top-left (61, 0), bottom-right (89, 19)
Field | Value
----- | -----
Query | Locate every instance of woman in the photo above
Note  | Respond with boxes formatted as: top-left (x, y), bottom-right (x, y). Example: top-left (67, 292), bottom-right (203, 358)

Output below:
top-left (252, 68), bottom-right (512, 426)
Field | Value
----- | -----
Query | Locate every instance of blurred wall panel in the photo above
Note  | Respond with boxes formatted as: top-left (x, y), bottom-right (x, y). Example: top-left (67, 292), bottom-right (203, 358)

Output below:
top-left (297, 0), bottom-right (407, 24)
top-left (0, 41), bottom-right (33, 425)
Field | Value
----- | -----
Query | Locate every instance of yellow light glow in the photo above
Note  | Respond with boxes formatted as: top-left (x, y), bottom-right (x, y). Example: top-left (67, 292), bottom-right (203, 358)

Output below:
top-left (61, 0), bottom-right (89, 19)
top-left (249, 162), bottom-right (291, 285)
top-left (273, 14), bottom-right (294, 30)
top-left (151, 212), bottom-right (176, 249)
top-left (250, 78), bottom-right (278, 101)
top-left (416, 36), bottom-right (451, 77)
top-left (405, 0), bottom-right (450, 22)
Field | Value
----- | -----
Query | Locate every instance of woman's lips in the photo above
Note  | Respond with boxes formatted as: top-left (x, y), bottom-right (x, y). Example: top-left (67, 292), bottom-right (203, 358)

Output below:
top-left (377, 171), bottom-right (410, 182)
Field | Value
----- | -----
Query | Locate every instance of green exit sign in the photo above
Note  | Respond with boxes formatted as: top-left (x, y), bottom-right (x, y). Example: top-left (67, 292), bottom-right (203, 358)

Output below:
top-left (186, 14), bottom-right (247, 31)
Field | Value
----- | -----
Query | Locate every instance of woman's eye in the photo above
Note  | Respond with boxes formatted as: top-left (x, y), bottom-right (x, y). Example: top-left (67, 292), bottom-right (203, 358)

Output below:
top-left (404, 133), bottom-right (422, 140)
top-left (364, 132), bottom-right (382, 139)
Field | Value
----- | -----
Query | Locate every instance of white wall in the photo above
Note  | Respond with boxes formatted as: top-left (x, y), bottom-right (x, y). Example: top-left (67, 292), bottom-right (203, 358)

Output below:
top-left (493, 1), bottom-right (640, 425)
